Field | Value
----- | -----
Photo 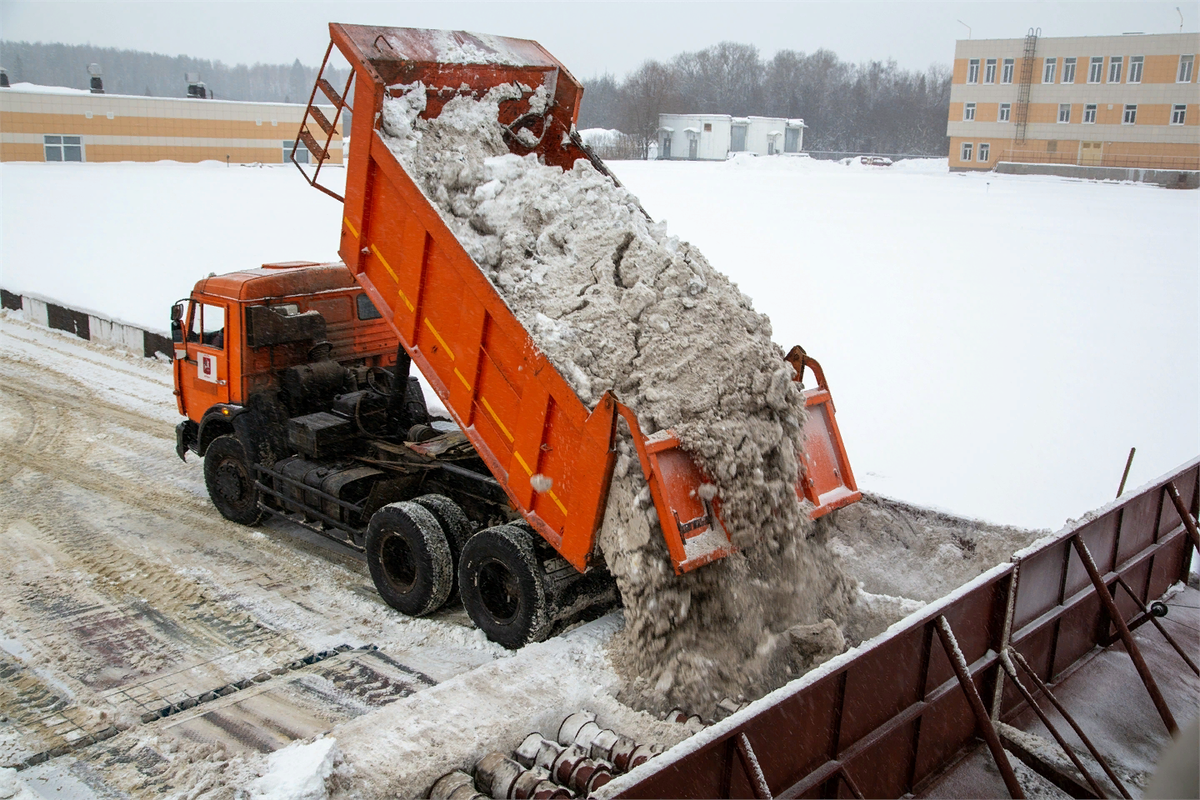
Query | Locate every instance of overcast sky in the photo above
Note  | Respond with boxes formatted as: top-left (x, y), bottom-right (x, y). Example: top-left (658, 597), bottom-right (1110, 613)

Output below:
top-left (2, 1), bottom-right (1197, 78)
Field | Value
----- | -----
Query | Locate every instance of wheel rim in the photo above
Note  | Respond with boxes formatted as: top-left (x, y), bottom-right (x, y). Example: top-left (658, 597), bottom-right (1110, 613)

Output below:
top-left (380, 532), bottom-right (417, 592)
top-left (477, 557), bottom-right (521, 624)
top-left (215, 460), bottom-right (249, 504)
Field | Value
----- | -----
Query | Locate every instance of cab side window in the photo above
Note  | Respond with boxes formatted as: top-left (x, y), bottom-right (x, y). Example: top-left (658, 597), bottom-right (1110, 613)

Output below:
top-left (356, 293), bottom-right (382, 321)
top-left (189, 303), bottom-right (226, 349)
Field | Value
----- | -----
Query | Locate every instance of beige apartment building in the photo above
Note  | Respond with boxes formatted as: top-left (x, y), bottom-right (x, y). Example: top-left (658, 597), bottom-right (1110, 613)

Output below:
top-left (0, 83), bottom-right (342, 165)
top-left (946, 31), bottom-right (1199, 175)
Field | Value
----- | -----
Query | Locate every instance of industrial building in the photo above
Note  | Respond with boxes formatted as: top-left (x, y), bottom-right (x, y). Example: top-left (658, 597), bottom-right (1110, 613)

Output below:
top-left (0, 82), bottom-right (342, 165)
top-left (657, 113), bottom-right (806, 160)
top-left (946, 31), bottom-right (1199, 178)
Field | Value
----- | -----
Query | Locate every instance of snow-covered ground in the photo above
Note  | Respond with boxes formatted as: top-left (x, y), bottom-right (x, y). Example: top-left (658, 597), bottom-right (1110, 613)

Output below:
top-left (2, 156), bottom-right (1195, 529)
top-left (612, 155), bottom-right (1199, 529)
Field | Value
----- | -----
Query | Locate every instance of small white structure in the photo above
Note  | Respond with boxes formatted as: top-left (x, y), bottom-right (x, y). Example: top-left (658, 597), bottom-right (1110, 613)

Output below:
top-left (657, 113), bottom-right (805, 160)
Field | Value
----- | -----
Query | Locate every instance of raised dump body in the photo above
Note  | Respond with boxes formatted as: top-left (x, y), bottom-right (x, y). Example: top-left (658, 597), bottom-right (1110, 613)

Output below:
top-left (296, 24), bottom-right (860, 575)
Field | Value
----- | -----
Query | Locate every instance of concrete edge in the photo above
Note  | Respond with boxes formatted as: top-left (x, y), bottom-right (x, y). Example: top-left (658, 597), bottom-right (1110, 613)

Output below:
top-left (991, 161), bottom-right (1200, 188)
top-left (1, 288), bottom-right (173, 360)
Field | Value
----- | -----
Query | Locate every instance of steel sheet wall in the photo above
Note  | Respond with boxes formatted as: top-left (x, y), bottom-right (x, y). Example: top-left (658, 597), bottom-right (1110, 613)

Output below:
top-left (612, 459), bottom-right (1198, 799)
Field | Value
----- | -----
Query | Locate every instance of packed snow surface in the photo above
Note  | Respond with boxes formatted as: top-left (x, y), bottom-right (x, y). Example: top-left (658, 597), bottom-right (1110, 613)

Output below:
top-left (379, 82), bottom-right (852, 713)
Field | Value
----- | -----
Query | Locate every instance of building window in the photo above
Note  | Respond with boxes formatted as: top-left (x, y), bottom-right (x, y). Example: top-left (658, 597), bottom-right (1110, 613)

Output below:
top-left (978, 143), bottom-right (990, 162)
top-left (703, 122), bottom-right (712, 132)
top-left (1063, 57), bottom-right (1077, 84)
top-left (1129, 55), bottom-right (1143, 83)
top-left (1043, 58), bottom-right (1057, 83)
top-left (1104, 56), bottom-right (1123, 83)
top-left (1179, 55), bottom-right (1194, 83)
top-left (1171, 104), bottom-right (1187, 125)
top-left (284, 140), bottom-right (310, 164)
top-left (961, 142), bottom-right (973, 161)
top-left (44, 135), bottom-right (83, 162)
top-left (1058, 103), bottom-right (1071, 123)
top-left (1001, 58), bottom-right (1015, 84)
top-left (1083, 104), bottom-right (1097, 123)
top-left (1123, 104), bottom-right (1137, 124)
top-left (998, 103), bottom-right (1011, 122)
top-left (963, 102), bottom-right (976, 121)
top-left (984, 58), bottom-right (997, 83)
top-left (967, 58), bottom-right (980, 83)
top-left (1088, 56), bottom-right (1103, 83)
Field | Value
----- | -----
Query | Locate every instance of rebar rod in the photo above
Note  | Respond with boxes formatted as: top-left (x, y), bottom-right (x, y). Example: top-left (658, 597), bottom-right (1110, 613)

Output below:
top-left (935, 616), bottom-right (1025, 799)
top-left (1008, 650), bottom-right (1133, 799)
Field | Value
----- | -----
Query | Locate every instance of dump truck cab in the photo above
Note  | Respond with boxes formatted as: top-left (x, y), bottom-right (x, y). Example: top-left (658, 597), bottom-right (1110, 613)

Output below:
top-left (172, 261), bottom-right (398, 458)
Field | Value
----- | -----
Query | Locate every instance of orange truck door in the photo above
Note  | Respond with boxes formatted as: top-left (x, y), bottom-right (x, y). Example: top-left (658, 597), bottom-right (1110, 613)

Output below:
top-left (183, 299), bottom-right (231, 412)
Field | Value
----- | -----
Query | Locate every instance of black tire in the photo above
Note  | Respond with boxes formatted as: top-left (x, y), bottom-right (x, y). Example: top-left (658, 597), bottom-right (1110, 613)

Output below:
top-left (366, 502), bottom-right (453, 616)
top-left (203, 434), bottom-right (264, 525)
top-left (413, 494), bottom-right (472, 595)
top-left (458, 525), bottom-right (551, 649)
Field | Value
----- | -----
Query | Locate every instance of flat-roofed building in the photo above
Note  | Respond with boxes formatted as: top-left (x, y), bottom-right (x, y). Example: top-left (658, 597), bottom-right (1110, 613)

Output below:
top-left (0, 83), bottom-right (343, 165)
top-left (946, 32), bottom-right (1198, 176)
top-left (658, 113), bottom-right (806, 160)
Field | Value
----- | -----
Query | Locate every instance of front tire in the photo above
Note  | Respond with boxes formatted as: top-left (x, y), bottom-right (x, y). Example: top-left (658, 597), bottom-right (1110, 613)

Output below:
top-left (203, 434), bottom-right (264, 525)
top-left (366, 502), bottom-right (453, 616)
top-left (458, 525), bottom-right (550, 649)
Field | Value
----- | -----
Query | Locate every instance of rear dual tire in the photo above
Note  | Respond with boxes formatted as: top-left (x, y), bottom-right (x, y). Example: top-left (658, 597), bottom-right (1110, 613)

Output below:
top-left (458, 525), bottom-right (551, 649)
top-left (366, 500), bottom-right (553, 650)
top-left (366, 501), bottom-right (454, 617)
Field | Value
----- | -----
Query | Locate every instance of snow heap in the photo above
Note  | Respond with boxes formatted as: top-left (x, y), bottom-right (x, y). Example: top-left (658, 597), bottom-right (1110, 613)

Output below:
top-left (245, 737), bottom-right (340, 800)
top-left (379, 83), bottom-right (854, 713)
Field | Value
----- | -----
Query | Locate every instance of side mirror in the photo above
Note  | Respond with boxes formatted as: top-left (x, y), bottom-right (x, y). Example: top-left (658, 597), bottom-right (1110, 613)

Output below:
top-left (170, 301), bottom-right (185, 343)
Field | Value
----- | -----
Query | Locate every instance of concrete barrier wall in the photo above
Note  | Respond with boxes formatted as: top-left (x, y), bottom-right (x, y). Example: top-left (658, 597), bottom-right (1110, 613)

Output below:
top-left (1, 288), bottom-right (173, 360)
top-left (994, 161), bottom-right (1200, 189)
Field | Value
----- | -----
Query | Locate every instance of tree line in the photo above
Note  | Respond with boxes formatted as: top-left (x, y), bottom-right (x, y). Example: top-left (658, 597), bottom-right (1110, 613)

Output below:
top-left (1, 40), bottom-right (951, 160)
top-left (0, 40), bottom-right (349, 105)
top-left (577, 42), bottom-right (952, 159)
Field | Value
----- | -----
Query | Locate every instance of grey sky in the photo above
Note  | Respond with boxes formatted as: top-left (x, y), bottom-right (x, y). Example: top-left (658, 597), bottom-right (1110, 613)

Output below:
top-left (2, 1), bottom-right (1196, 79)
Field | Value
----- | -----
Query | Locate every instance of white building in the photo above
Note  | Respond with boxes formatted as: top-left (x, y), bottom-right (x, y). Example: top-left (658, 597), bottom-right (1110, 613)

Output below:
top-left (657, 113), bottom-right (806, 160)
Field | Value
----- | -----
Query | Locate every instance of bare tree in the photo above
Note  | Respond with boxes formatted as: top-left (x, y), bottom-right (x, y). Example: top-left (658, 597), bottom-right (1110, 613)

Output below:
top-left (619, 60), bottom-right (677, 159)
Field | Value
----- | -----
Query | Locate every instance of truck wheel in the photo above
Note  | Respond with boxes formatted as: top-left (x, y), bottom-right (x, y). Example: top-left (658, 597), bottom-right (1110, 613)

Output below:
top-left (458, 525), bottom-right (550, 649)
top-left (413, 494), bottom-right (472, 597)
top-left (204, 434), bottom-right (264, 525)
top-left (366, 502), bottom-right (453, 616)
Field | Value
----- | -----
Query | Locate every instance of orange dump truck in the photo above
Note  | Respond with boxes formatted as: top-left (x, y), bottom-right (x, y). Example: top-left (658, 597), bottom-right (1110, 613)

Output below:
top-left (173, 24), bottom-right (860, 648)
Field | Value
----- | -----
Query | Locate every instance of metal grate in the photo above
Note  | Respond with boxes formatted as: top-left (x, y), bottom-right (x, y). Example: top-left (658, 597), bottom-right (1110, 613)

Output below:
top-left (1013, 27), bottom-right (1040, 144)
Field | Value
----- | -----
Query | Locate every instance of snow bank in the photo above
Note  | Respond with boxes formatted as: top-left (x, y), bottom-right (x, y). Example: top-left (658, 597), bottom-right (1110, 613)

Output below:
top-left (246, 738), bottom-right (339, 800)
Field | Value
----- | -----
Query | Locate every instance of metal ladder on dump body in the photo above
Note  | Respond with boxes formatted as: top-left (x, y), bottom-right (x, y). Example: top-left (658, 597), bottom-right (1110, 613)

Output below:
top-left (292, 41), bottom-right (354, 203)
top-left (1013, 27), bottom-right (1040, 145)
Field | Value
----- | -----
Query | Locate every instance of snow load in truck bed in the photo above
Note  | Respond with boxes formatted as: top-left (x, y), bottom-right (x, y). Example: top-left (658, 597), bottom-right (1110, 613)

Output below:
top-left (378, 82), bottom-right (853, 713)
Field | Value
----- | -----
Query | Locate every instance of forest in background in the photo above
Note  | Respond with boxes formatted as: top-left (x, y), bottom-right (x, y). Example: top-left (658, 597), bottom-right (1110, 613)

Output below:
top-left (0, 40), bottom-right (350, 103)
top-left (2, 40), bottom-right (950, 158)
top-left (576, 43), bottom-right (952, 158)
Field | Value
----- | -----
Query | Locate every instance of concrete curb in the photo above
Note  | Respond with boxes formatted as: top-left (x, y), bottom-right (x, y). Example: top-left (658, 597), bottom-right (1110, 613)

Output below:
top-left (993, 161), bottom-right (1200, 189)
top-left (1, 288), bottom-right (173, 360)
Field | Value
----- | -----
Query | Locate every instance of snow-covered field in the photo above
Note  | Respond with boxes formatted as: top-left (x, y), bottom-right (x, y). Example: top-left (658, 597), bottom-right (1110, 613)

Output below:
top-left (2, 156), bottom-right (1196, 529)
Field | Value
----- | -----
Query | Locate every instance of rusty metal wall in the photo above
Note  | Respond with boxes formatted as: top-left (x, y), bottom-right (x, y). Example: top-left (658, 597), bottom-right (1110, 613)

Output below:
top-left (613, 458), bottom-right (1199, 799)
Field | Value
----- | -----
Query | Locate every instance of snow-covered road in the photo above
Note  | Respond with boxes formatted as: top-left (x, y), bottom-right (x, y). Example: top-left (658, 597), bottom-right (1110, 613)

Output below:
top-left (0, 313), bottom-right (1042, 797)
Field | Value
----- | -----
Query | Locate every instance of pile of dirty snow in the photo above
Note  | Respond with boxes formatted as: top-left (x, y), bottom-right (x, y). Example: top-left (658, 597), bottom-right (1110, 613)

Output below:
top-left (379, 82), bottom-right (854, 713)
